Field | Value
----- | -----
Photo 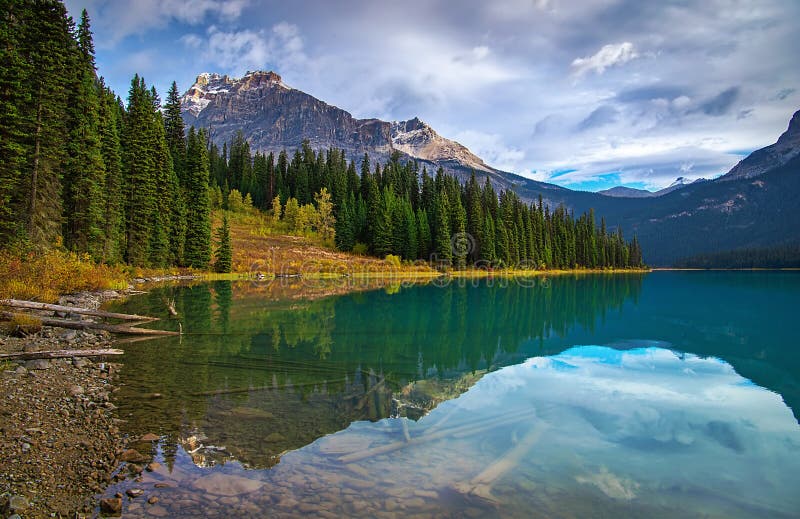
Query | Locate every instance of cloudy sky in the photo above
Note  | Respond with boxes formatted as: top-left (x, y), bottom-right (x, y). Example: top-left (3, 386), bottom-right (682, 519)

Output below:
top-left (64, 0), bottom-right (799, 191)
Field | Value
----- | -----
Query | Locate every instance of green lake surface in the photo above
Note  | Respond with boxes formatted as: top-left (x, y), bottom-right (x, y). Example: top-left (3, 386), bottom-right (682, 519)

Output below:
top-left (100, 272), bottom-right (800, 518)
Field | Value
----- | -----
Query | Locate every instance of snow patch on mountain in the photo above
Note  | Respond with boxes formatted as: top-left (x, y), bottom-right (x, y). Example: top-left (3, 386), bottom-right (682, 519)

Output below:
top-left (389, 117), bottom-right (492, 173)
top-left (181, 71), bottom-right (291, 117)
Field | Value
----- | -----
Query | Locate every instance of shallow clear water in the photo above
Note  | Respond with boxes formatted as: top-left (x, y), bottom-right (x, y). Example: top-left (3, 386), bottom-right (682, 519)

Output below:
top-left (100, 272), bottom-right (800, 518)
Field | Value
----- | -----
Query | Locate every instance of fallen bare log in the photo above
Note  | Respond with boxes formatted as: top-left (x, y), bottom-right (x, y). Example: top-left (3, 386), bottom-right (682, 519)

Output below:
top-left (452, 421), bottom-right (548, 503)
top-left (0, 312), bottom-right (178, 336)
top-left (0, 348), bottom-right (124, 360)
top-left (0, 299), bottom-right (158, 322)
top-left (338, 409), bottom-right (535, 463)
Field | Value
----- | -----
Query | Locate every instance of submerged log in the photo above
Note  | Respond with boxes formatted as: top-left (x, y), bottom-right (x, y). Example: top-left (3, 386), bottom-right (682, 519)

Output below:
top-left (0, 299), bottom-right (158, 322)
top-left (0, 312), bottom-right (178, 336)
top-left (452, 421), bottom-right (548, 503)
top-left (0, 348), bottom-right (124, 360)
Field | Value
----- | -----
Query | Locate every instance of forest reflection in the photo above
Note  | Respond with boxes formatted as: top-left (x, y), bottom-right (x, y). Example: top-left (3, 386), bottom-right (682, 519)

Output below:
top-left (110, 274), bottom-right (645, 469)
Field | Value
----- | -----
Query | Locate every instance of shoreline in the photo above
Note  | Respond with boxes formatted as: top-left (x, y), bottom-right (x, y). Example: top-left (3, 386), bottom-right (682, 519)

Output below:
top-left (197, 267), bottom-right (651, 282)
top-left (0, 289), bottom-right (147, 518)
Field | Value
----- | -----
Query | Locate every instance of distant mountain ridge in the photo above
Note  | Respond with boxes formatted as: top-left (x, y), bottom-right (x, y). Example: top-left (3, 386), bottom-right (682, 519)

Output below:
top-left (598, 177), bottom-right (707, 198)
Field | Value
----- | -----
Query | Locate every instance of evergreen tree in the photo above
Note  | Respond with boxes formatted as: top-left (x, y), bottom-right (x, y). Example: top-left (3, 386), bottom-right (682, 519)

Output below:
top-left (213, 214), bottom-right (232, 273)
top-left (433, 193), bottom-right (452, 265)
top-left (416, 208), bottom-right (432, 260)
top-left (402, 200), bottom-right (418, 260)
top-left (335, 193), bottom-right (356, 251)
top-left (481, 214), bottom-right (496, 264)
top-left (150, 106), bottom-right (184, 266)
top-left (163, 81), bottom-right (187, 185)
top-left (63, 10), bottom-right (107, 259)
top-left (453, 198), bottom-right (468, 268)
top-left (184, 127), bottom-right (211, 268)
top-left (17, 0), bottom-right (75, 248)
top-left (372, 188), bottom-right (394, 257)
top-left (98, 84), bottom-right (124, 263)
top-left (466, 172), bottom-right (483, 262)
top-left (122, 75), bottom-right (157, 266)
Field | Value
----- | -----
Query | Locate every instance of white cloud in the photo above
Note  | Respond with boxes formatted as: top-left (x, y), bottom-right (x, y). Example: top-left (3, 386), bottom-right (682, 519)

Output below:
top-left (182, 22), bottom-right (308, 78)
top-left (452, 130), bottom-right (526, 172)
top-left (472, 45), bottom-right (490, 60)
top-left (66, 0), bottom-right (250, 45)
top-left (571, 42), bottom-right (639, 78)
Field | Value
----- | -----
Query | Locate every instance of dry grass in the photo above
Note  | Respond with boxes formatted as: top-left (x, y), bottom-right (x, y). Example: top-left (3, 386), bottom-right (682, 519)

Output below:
top-left (0, 250), bottom-right (130, 303)
top-left (216, 210), bottom-right (437, 277)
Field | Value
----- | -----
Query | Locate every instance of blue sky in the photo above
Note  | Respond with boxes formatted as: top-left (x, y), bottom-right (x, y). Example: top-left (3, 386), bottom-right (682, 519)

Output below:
top-left (64, 0), bottom-right (799, 192)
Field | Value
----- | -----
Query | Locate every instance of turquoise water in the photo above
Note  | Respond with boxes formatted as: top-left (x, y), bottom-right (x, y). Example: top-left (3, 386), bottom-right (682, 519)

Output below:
top-left (100, 272), bottom-right (799, 518)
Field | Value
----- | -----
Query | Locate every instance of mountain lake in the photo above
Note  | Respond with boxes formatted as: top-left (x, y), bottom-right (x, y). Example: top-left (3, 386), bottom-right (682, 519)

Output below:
top-left (97, 271), bottom-right (800, 518)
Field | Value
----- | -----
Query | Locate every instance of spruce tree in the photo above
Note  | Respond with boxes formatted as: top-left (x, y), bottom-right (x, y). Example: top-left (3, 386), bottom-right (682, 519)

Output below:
top-left (184, 127), bottom-right (211, 268)
top-left (402, 200), bottom-right (418, 260)
top-left (163, 81), bottom-right (186, 185)
top-left (122, 75), bottom-right (156, 266)
top-left (213, 214), bottom-right (232, 273)
top-left (63, 9), bottom-right (106, 259)
top-left (334, 194), bottom-right (355, 251)
top-left (466, 172), bottom-right (483, 262)
top-left (150, 106), bottom-right (183, 267)
top-left (453, 199), bottom-right (468, 268)
top-left (98, 84), bottom-right (124, 263)
top-left (372, 188), bottom-right (394, 257)
top-left (433, 193), bottom-right (452, 265)
top-left (416, 208), bottom-right (431, 260)
top-left (17, 0), bottom-right (74, 248)
top-left (481, 214), bottom-right (496, 264)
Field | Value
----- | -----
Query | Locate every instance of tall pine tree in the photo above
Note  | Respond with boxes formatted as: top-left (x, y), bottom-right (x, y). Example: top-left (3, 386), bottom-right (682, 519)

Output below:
top-left (122, 75), bottom-right (156, 266)
top-left (184, 127), bottom-right (211, 268)
top-left (63, 9), bottom-right (106, 259)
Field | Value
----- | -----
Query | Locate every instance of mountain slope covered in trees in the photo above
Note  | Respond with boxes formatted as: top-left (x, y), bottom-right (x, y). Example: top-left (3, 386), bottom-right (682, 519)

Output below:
top-left (210, 142), bottom-right (643, 269)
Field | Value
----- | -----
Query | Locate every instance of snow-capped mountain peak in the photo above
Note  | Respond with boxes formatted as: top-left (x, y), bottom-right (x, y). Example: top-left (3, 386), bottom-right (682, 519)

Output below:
top-left (181, 70), bottom-right (290, 117)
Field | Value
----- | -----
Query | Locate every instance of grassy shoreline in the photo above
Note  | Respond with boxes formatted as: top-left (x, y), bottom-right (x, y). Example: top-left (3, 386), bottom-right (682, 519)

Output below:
top-left (0, 245), bottom-right (650, 304)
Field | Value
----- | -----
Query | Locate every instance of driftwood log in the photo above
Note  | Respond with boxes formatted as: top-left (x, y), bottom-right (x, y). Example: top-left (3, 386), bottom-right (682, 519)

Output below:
top-left (0, 348), bottom-right (124, 360)
top-left (0, 299), bottom-right (158, 322)
top-left (0, 312), bottom-right (178, 336)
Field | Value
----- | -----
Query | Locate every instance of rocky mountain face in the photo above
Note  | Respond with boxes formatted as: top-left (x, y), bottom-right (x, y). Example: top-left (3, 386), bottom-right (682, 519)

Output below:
top-left (181, 71), bottom-right (501, 183)
top-left (721, 109), bottom-right (800, 181)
